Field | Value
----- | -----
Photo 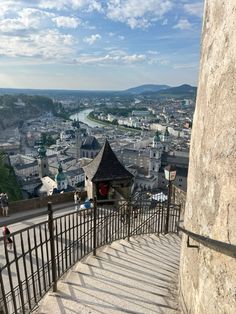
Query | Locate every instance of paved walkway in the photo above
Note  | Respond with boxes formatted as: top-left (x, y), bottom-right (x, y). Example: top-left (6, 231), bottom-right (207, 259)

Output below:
top-left (0, 202), bottom-right (75, 227)
top-left (36, 233), bottom-right (181, 314)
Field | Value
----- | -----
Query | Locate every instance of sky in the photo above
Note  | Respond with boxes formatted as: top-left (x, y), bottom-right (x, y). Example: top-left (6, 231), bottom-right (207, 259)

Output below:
top-left (0, 0), bottom-right (204, 90)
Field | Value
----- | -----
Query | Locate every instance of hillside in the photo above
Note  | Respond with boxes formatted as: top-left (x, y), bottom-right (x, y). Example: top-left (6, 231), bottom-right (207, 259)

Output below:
top-left (142, 84), bottom-right (197, 98)
top-left (124, 84), bottom-right (170, 94)
top-left (0, 94), bottom-right (56, 130)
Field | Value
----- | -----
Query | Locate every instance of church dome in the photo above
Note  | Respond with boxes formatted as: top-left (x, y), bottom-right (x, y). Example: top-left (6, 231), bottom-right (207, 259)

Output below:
top-left (38, 144), bottom-right (46, 158)
top-left (55, 163), bottom-right (67, 182)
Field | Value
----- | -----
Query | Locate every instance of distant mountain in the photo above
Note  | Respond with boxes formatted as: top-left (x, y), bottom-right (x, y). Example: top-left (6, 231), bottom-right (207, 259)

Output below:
top-left (123, 84), bottom-right (170, 95)
top-left (141, 84), bottom-right (197, 98)
top-left (0, 84), bottom-right (197, 99)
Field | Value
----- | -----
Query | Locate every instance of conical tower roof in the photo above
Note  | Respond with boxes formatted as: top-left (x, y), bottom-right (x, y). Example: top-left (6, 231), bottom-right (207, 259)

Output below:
top-left (83, 140), bottom-right (133, 182)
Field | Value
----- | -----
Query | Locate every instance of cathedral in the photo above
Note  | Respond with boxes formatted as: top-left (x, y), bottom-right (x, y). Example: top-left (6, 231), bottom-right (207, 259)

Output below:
top-left (118, 127), bottom-right (188, 192)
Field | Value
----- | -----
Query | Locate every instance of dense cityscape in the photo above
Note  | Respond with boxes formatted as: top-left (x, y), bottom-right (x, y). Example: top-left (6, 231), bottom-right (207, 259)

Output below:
top-left (0, 1), bottom-right (235, 314)
top-left (0, 84), bottom-right (195, 200)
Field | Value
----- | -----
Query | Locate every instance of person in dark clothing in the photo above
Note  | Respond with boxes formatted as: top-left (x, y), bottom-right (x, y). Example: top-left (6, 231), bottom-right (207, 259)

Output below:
top-left (2, 225), bottom-right (13, 250)
top-left (1, 193), bottom-right (9, 216)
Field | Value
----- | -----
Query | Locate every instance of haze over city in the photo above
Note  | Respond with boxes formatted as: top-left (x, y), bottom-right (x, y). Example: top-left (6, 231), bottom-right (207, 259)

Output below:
top-left (0, 0), bottom-right (203, 90)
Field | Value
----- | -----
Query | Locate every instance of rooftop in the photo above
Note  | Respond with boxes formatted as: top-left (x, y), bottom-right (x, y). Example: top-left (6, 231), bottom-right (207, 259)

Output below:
top-left (83, 140), bottom-right (133, 182)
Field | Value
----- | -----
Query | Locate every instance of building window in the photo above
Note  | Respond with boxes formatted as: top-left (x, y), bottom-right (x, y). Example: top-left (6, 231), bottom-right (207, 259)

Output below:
top-left (179, 178), bottom-right (182, 182)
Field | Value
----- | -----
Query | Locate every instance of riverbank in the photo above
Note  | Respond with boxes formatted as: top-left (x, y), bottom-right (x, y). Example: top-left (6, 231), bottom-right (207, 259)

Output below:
top-left (88, 111), bottom-right (141, 133)
top-left (70, 108), bottom-right (142, 133)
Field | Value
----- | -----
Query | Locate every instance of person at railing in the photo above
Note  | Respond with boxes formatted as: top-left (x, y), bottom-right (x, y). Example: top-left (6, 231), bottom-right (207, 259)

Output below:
top-left (0, 192), bottom-right (9, 217)
top-left (2, 225), bottom-right (13, 250)
top-left (79, 198), bottom-right (94, 216)
top-left (74, 190), bottom-right (81, 211)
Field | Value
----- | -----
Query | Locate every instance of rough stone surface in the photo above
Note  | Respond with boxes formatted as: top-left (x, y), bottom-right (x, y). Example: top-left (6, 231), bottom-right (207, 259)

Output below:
top-left (36, 234), bottom-right (181, 314)
top-left (179, 1), bottom-right (236, 313)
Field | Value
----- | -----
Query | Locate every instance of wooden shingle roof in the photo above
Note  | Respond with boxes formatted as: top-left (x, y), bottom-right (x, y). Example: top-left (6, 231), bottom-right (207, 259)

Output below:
top-left (83, 140), bottom-right (133, 182)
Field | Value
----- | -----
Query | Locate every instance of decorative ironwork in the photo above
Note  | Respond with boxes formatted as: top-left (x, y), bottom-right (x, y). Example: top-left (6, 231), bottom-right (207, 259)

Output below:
top-left (0, 192), bottom-right (180, 314)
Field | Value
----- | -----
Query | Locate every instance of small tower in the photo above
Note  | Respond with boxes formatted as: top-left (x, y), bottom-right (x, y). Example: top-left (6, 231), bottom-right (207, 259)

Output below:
top-left (55, 163), bottom-right (68, 191)
top-left (161, 127), bottom-right (170, 152)
top-left (75, 120), bottom-right (82, 161)
top-left (83, 140), bottom-right (133, 202)
top-left (149, 131), bottom-right (162, 178)
top-left (38, 142), bottom-right (49, 178)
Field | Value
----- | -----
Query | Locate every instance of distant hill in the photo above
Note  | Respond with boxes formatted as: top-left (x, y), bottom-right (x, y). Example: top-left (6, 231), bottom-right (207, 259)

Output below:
top-left (123, 84), bottom-right (170, 94)
top-left (0, 84), bottom-right (197, 100)
top-left (142, 84), bottom-right (197, 98)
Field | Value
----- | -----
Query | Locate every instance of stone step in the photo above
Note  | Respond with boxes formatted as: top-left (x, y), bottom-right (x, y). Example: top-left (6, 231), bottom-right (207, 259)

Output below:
top-left (36, 234), bottom-right (181, 314)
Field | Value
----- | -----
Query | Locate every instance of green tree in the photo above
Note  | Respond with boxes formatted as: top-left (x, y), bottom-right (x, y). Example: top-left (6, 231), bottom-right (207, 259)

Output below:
top-left (0, 152), bottom-right (22, 201)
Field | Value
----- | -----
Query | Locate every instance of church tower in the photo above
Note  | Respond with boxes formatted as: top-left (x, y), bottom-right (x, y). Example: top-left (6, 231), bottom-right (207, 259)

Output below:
top-left (37, 142), bottom-right (49, 178)
top-left (161, 127), bottom-right (170, 152)
top-left (55, 163), bottom-right (68, 191)
top-left (148, 131), bottom-right (162, 178)
top-left (75, 120), bottom-right (82, 161)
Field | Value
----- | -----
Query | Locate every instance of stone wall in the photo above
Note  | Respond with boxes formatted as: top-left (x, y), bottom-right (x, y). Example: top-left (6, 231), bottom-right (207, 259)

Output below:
top-left (8, 191), bottom-right (87, 214)
top-left (179, 1), bottom-right (236, 313)
top-left (171, 185), bottom-right (186, 220)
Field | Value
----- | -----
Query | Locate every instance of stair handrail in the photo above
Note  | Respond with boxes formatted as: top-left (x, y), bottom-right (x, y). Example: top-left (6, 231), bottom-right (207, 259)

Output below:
top-left (178, 225), bottom-right (236, 258)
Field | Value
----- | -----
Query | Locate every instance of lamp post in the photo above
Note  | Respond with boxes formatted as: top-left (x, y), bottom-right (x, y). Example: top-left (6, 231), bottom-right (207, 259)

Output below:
top-left (164, 165), bottom-right (177, 234)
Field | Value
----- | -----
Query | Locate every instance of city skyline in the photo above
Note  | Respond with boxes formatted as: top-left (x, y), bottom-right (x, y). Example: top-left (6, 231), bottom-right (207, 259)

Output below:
top-left (0, 0), bottom-right (204, 90)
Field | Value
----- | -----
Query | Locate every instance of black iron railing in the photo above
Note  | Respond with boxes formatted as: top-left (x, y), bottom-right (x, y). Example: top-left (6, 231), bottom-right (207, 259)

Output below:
top-left (178, 226), bottom-right (236, 258)
top-left (0, 193), bottom-right (180, 314)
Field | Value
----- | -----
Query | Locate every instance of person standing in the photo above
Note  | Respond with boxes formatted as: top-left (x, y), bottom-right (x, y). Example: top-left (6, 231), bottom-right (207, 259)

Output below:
top-left (1, 193), bottom-right (9, 217)
top-left (74, 190), bottom-right (80, 211)
top-left (2, 225), bottom-right (13, 250)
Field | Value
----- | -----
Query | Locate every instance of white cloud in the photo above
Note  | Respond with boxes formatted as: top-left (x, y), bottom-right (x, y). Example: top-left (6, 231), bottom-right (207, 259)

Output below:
top-left (184, 2), bottom-right (203, 18)
top-left (118, 35), bottom-right (125, 40)
top-left (39, 0), bottom-right (102, 12)
top-left (0, 30), bottom-right (75, 60)
top-left (83, 34), bottom-right (101, 45)
top-left (73, 50), bottom-right (169, 66)
top-left (75, 53), bottom-right (146, 65)
top-left (52, 16), bottom-right (80, 28)
top-left (173, 18), bottom-right (192, 30)
top-left (173, 63), bottom-right (198, 69)
top-left (162, 18), bottom-right (168, 25)
top-left (0, 8), bottom-right (53, 33)
top-left (106, 0), bottom-right (173, 29)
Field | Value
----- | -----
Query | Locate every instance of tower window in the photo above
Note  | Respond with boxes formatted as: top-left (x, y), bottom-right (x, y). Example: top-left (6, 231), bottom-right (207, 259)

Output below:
top-left (44, 165), bottom-right (47, 168)
top-left (153, 153), bottom-right (155, 157)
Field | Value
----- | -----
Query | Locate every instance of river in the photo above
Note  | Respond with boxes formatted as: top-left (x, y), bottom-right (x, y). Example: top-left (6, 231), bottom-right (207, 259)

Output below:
top-left (70, 109), bottom-right (102, 128)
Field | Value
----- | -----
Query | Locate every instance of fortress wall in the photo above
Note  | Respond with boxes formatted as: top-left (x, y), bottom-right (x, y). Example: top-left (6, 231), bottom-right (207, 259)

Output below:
top-left (179, 1), bottom-right (236, 313)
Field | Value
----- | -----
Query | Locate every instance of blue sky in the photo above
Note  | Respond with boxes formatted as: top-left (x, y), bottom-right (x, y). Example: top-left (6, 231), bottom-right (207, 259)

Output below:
top-left (0, 0), bottom-right (204, 90)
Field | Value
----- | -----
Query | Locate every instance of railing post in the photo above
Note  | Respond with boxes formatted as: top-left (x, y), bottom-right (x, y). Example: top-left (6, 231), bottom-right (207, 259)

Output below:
top-left (165, 181), bottom-right (172, 234)
top-left (127, 201), bottom-right (131, 242)
top-left (0, 267), bottom-right (6, 314)
top-left (48, 202), bottom-right (57, 292)
top-left (93, 197), bottom-right (97, 256)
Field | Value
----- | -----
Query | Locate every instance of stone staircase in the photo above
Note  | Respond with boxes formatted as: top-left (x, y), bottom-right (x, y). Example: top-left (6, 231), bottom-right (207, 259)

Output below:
top-left (36, 234), bottom-right (181, 314)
